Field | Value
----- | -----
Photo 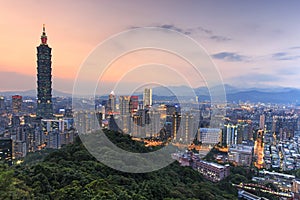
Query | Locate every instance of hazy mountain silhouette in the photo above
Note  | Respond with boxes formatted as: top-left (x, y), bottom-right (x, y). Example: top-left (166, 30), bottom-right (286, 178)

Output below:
top-left (1, 85), bottom-right (300, 103)
top-left (0, 89), bottom-right (71, 97)
top-left (151, 85), bottom-right (300, 104)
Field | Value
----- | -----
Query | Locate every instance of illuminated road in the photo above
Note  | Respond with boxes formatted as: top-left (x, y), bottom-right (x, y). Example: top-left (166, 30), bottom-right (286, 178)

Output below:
top-left (254, 130), bottom-right (264, 169)
top-left (233, 183), bottom-right (292, 198)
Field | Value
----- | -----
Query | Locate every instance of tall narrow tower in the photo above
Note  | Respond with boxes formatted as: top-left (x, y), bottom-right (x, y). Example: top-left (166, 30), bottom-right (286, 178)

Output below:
top-left (36, 24), bottom-right (53, 119)
top-left (143, 88), bottom-right (152, 108)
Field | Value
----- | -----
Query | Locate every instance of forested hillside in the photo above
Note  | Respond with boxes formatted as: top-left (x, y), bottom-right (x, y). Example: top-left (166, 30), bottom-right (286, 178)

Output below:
top-left (0, 130), bottom-right (239, 200)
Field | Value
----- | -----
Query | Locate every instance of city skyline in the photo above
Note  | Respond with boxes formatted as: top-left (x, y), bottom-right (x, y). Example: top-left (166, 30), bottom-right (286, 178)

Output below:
top-left (2, 2), bottom-right (300, 199)
top-left (1, 1), bottom-right (300, 94)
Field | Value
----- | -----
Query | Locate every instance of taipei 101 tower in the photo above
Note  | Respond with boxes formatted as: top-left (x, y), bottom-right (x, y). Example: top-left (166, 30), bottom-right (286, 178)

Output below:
top-left (36, 24), bottom-right (53, 119)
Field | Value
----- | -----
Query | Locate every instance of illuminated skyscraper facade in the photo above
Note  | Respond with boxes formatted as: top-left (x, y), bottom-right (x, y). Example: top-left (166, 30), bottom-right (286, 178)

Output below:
top-left (129, 96), bottom-right (138, 114)
top-left (36, 25), bottom-right (53, 119)
top-left (12, 95), bottom-right (22, 114)
top-left (106, 91), bottom-right (116, 114)
top-left (119, 96), bottom-right (130, 115)
top-left (119, 96), bottom-right (131, 133)
top-left (0, 138), bottom-right (13, 166)
top-left (143, 88), bottom-right (152, 107)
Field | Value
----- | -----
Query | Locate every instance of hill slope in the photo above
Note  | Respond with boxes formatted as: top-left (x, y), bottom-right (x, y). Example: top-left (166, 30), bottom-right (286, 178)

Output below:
top-left (7, 130), bottom-right (239, 200)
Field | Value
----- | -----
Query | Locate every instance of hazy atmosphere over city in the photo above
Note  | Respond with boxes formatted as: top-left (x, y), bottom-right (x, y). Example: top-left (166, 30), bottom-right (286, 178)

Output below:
top-left (2, 1), bottom-right (300, 94)
top-left (3, 1), bottom-right (300, 200)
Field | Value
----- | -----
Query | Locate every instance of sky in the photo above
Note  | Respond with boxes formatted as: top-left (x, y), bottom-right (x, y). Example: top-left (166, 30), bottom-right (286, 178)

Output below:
top-left (1, 0), bottom-right (300, 95)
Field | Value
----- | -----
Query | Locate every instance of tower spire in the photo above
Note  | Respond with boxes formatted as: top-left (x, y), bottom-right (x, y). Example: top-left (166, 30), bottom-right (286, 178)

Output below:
top-left (37, 25), bottom-right (53, 119)
top-left (41, 24), bottom-right (47, 45)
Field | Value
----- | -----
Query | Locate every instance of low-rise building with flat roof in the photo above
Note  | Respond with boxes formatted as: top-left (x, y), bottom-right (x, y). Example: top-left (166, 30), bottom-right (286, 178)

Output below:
top-left (195, 160), bottom-right (230, 182)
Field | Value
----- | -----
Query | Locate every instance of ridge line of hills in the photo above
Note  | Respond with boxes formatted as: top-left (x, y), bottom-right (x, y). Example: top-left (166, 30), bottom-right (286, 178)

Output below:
top-left (0, 85), bottom-right (299, 103)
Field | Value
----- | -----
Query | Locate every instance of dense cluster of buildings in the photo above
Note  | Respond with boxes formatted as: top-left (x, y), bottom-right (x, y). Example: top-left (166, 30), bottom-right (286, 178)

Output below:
top-left (0, 26), bottom-right (76, 165)
top-left (228, 144), bottom-right (254, 167)
top-left (86, 90), bottom-right (200, 145)
top-left (2, 25), bottom-right (300, 199)
top-left (250, 169), bottom-right (300, 199)
top-left (262, 131), bottom-right (300, 171)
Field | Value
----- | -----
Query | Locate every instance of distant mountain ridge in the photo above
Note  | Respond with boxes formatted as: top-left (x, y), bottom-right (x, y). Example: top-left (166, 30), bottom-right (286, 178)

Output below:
top-left (0, 89), bottom-right (71, 98)
top-left (226, 89), bottom-right (300, 104)
top-left (150, 85), bottom-right (300, 104)
top-left (1, 85), bottom-right (300, 103)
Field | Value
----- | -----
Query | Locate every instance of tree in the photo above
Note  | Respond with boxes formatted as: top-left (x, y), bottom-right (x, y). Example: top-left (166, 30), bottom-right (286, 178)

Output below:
top-left (0, 164), bottom-right (32, 199)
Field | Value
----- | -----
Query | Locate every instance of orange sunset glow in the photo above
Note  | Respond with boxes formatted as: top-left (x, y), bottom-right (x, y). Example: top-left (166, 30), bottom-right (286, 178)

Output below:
top-left (1, 1), bottom-right (300, 94)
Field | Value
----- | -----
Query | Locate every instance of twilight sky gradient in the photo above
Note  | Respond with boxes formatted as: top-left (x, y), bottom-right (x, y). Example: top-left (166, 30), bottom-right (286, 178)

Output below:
top-left (1, 1), bottom-right (300, 94)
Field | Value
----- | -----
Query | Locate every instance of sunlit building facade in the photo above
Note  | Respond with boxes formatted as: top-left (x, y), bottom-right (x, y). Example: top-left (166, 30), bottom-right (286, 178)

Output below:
top-left (143, 88), bottom-right (152, 107)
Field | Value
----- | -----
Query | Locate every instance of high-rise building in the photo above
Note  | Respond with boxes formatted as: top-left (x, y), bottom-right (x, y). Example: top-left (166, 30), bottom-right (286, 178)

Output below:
top-left (147, 109), bottom-right (161, 137)
top-left (198, 128), bottom-right (221, 145)
top-left (119, 96), bottom-right (131, 134)
top-left (129, 96), bottom-right (138, 114)
top-left (12, 95), bottom-right (22, 114)
top-left (11, 115), bottom-right (20, 127)
top-left (143, 88), bottom-right (152, 107)
top-left (0, 96), bottom-right (5, 112)
top-left (237, 122), bottom-right (251, 142)
top-left (221, 124), bottom-right (237, 147)
top-left (272, 115), bottom-right (298, 140)
top-left (132, 109), bottom-right (150, 137)
top-left (106, 91), bottom-right (116, 114)
top-left (164, 104), bottom-right (181, 139)
top-left (0, 138), bottom-right (13, 166)
top-left (74, 111), bottom-right (99, 134)
top-left (36, 25), bottom-right (53, 119)
top-left (40, 119), bottom-right (75, 149)
top-left (259, 114), bottom-right (265, 130)
top-left (177, 113), bottom-right (196, 144)
top-left (119, 96), bottom-right (130, 115)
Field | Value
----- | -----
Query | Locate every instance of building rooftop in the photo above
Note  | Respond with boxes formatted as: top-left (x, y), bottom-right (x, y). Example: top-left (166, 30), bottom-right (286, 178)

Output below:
top-left (260, 170), bottom-right (295, 179)
top-left (200, 160), bottom-right (227, 169)
top-left (229, 144), bottom-right (253, 153)
top-left (238, 190), bottom-right (265, 200)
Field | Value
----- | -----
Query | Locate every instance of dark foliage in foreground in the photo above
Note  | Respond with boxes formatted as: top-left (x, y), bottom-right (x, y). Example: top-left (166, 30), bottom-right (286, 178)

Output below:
top-left (2, 130), bottom-right (243, 199)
